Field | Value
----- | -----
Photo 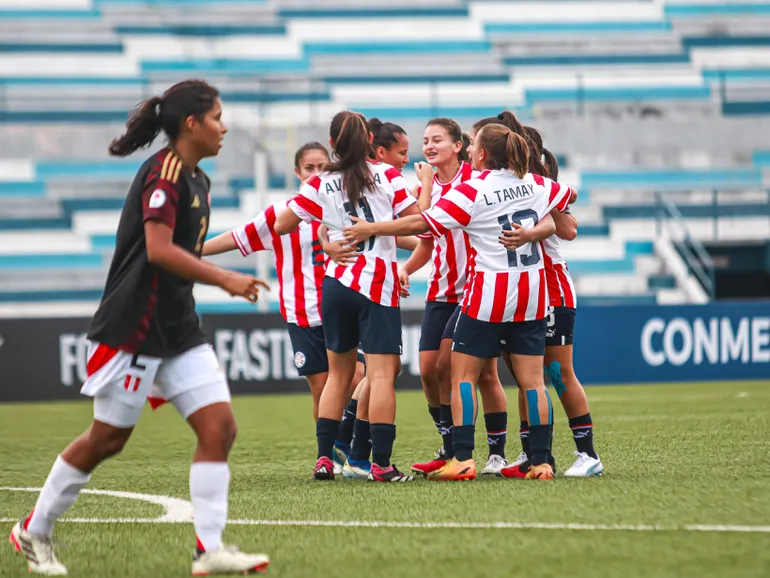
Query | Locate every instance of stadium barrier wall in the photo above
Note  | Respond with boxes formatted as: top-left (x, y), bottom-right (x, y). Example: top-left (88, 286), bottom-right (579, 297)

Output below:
top-left (0, 302), bottom-right (768, 402)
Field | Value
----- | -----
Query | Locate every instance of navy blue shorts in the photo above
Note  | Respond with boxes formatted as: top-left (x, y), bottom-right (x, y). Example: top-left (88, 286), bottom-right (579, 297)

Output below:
top-left (441, 304), bottom-right (462, 341)
top-left (321, 277), bottom-right (402, 355)
top-left (419, 301), bottom-right (459, 351)
top-left (287, 324), bottom-right (366, 376)
top-left (546, 306), bottom-right (576, 347)
top-left (452, 313), bottom-right (547, 358)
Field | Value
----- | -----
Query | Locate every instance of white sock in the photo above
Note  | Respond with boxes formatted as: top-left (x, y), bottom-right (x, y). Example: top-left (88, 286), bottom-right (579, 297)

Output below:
top-left (190, 462), bottom-right (230, 553)
top-left (26, 456), bottom-right (91, 537)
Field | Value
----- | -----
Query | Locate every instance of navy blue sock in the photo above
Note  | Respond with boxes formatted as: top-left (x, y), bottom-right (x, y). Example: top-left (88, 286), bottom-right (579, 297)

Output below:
top-left (529, 424), bottom-right (553, 466)
top-left (428, 405), bottom-right (441, 435)
top-left (335, 399), bottom-right (357, 448)
top-left (519, 420), bottom-right (530, 457)
top-left (316, 418), bottom-right (340, 460)
top-left (484, 412), bottom-right (507, 459)
top-left (569, 413), bottom-right (597, 459)
top-left (349, 419), bottom-right (371, 462)
top-left (452, 425), bottom-right (475, 462)
top-left (370, 423), bottom-right (396, 468)
top-left (439, 404), bottom-right (454, 459)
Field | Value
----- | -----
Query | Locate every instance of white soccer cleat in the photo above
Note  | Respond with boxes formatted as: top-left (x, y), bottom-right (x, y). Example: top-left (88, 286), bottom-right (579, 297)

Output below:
top-left (9, 521), bottom-right (68, 575)
top-left (333, 462), bottom-right (343, 476)
top-left (481, 454), bottom-right (508, 476)
top-left (563, 451), bottom-right (604, 477)
top-left (192, 544), bottom-right (269, 576)
top-left (342, 459), bottom-right (371, 480)
top-left (510, 451), bottom-right (529, 468)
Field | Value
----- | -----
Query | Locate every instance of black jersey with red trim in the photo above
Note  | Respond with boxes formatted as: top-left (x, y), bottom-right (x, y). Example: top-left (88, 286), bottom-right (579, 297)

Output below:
top-left (88, 148), bottom-right (211, 358)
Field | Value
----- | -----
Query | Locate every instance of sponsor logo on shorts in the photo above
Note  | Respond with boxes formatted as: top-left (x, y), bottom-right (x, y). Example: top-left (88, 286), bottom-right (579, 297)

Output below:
top-left (294, 351), bottom-right (306, 368)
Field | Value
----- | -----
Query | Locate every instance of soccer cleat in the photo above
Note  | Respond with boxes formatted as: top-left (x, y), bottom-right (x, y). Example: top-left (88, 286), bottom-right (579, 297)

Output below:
top-left (510, 451), bottom-right (529, 468)
top-left (563, 452), bottom-right (604, 477)
top-left (367, 463), bottom-right (415, 482)
top-left (313, 456), bottom-right (335, 480)
top-left (499, 455), bottom-right (557, 479)
top-left (525, 463), bottom-right (555, 480)
top-left (332, 443), bottom-right (350, 476)
top-left (342, 458), bottom-right (371, 480)
top-left (427, 457), bottom-right (476, 482)
top-left (192, 544), bottom-right (269, 576)
top-left (480, 454), bottom-right (508, 476)
top-left (9, 521), bottom-right (68, 575)
top-left (411, 448), bottom-right (447, 476)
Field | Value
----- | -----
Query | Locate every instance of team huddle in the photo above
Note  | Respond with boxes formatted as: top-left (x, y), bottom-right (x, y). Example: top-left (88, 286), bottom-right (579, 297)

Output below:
top-left (10, 80), bottom-right (601, 576)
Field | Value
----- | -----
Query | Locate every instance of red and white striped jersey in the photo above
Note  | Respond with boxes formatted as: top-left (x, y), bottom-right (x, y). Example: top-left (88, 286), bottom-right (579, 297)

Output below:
top-left (542, 233), bottom-right (577, 308)
top-left (288, 162), bottom-right (416, 307)
top-left (418, 161), bottom-right (476, 303)
top-left (231, 201), bottom-right (325, 328)
top-left (422, 171), bottom-right (574, 323)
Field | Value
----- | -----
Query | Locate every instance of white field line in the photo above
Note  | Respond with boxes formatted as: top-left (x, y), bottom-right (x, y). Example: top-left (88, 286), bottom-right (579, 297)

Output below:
top-left (2, 487), bottom-right (768, 533)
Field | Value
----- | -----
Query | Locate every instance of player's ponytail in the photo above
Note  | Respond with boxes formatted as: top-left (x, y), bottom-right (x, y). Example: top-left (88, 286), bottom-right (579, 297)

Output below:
top-left (542, 149), bottom-right (560, 182)
top-left (109, 79), bottom-right (219, 157)
top-left (327, 110), bottom-right (375, 207)
top-left (459, 133), bottom-right (471, 162)
top-left (476, 124), bottom-right (529, 178)
top-left (522, 125), bottom-right (550, 178)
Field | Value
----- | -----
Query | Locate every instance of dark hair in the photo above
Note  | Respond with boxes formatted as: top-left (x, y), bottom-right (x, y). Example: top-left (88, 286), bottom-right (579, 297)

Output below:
top-left (476, 124), bottom-right (530, 178)
top-left (294, 141), bottom-right (329, 169)
top-left (326, 110), bottom-right (375, 207)
top-left (368, 117), bottom-right (406, 151)
top-left (426, 117), bottom-right (468, 162)
top-left (474, 112), bottom-right (548, 177)
top-left (524, 125), bottom-right (560, 181)
top-left (109, 79), bottom-right (219, 157)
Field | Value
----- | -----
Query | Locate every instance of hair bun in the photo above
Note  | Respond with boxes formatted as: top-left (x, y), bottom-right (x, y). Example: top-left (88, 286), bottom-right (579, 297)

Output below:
top-left (368, 117), bottom-right (383, 129)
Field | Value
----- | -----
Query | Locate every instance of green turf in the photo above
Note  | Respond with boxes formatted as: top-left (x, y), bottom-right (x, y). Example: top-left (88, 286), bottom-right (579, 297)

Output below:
top-left (1, 381), bottom-right (770, 577)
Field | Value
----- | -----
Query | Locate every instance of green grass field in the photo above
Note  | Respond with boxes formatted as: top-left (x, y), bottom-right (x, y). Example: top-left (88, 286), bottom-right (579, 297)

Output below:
top-left (1, 381), bottom-right (769, 578)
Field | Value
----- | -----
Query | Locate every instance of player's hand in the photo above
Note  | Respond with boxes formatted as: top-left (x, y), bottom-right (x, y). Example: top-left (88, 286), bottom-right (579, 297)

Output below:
top-left (398, 266), bottom-right (410, 298)
top-left (344, 216), bottom-right (374, 245)
top-left (324, 238), bottom-right (358, 265)
top-left (414, 162), bottom-right (434, 183)
top-left (221, 271), bottom-right (270, 303)
top-left (410, 183), bottom-right (421, 199)
top-left (499, 223), bottom-right (532, 250)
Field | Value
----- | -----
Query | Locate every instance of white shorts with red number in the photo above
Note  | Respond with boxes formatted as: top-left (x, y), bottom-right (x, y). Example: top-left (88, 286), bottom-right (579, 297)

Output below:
top-left (82, 342), bottom-right (231, 428)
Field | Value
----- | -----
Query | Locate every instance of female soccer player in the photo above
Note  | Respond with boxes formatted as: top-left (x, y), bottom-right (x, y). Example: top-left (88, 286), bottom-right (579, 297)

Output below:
top-left (345, 123), bottom-right (576, 481)
top-left (274, 110), bottom-right (419, 483)
top-left (401, 118), bottom-right (509, 477)
top-left (202, 142), bottom-right (366, 433)
top-left (10, 80), bottom-right (270, 576)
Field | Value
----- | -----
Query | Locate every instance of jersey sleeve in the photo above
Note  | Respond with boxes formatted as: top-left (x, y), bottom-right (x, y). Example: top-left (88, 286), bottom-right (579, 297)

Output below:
top-left (532, 174), bottom-right (574, 214)
top-left (231, 204), bottom-right (278, 257)
top-left (385, 167), bottom-right (416, 216)
top-left (141, 151), bottom-right (182, 229)
top-left (288, 175), bottom-right (323, 223)
top-left (422, 182), bottom-right (477, 237)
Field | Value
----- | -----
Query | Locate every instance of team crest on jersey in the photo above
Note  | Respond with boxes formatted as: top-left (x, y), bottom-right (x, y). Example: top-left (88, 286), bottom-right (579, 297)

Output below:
top-left (294, 351), bottom-right (306, 368)
top-left (148, 189), bottom-right (166, 209)
top-left (191, 195), bottom-right (200, 209)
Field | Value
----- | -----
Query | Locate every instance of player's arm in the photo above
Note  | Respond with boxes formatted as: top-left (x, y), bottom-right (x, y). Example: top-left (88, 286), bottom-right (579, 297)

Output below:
top-left (414, 162), bottom-right (435, 212)
top-left (202, 231), bottom-right (237, 256)
top-left (276, 177), bottom-right (323, 235)
top-left (499, 213), bottom-right (556, 250)
top-left (318, 223), bottom-right (356, 265)
top-left (145, 221), bottom-right (268, 301)
top-left (396, 236), bottom-right (419, 251)
top-left (552, 209), bottom-right (577, 241)
top-left (402, 237), bottom-right (433, 275)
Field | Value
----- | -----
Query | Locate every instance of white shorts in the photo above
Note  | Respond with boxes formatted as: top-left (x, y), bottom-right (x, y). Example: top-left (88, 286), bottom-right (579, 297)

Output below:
top-left (82, 343), bottom-right (231, 428)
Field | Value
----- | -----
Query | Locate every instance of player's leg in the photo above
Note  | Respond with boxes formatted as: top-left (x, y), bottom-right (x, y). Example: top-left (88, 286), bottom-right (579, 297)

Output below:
top-left (545, 317), bottom-right (602, 478)
top-left (499, 319), bottom-right (554, 481)
top-left (12, 346), bottom-right (158, 576)
top-left (287, 323), bottom-right (329, 423)
top-left (156, 344), bottom-right (269, 575)
top-left (412, 305), bottom-right (460, 476)
top-left (359, 296), bottom-right (413, 483)
top-left (501, 354), bottom-right (531, 467)
top-left (343, 372), bottom-right (372, 479)
top-left (333, 354), bottom-right (367, 472)
top-left (478, 359), bottom-right (509, 475)
top-left (428, 313), bottom-right (496, 481)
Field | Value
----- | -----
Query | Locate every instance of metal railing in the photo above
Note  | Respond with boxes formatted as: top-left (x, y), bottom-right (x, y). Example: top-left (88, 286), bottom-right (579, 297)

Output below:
top-left (654, 191), bottom-right (716, 299)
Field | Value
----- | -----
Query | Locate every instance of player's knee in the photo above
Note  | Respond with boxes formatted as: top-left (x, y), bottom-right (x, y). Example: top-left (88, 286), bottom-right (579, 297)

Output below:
top-left (87, 428), bottom-right (130, 460)
top-left (198, 416), bottom-right (237, 456)
top-left (544, 361), bottom-right (567, 398)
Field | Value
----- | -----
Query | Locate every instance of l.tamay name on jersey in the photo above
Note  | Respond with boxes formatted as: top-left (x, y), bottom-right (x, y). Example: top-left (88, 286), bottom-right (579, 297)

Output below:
top-left (422, 170), bottom-right (574, 323)
top-left (288, 161), bottom-right (416, 307)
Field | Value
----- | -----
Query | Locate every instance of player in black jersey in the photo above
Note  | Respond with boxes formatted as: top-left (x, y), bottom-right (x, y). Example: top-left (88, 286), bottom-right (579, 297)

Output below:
top-left (10, 80), bottom-right (271, 576)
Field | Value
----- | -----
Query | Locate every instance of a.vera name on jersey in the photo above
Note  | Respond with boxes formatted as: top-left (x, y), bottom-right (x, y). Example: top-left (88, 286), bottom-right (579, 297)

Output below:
top-left (321, 172), bottom-right (386, 195)
top-left (482, 183), bottom-right (534, 205)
